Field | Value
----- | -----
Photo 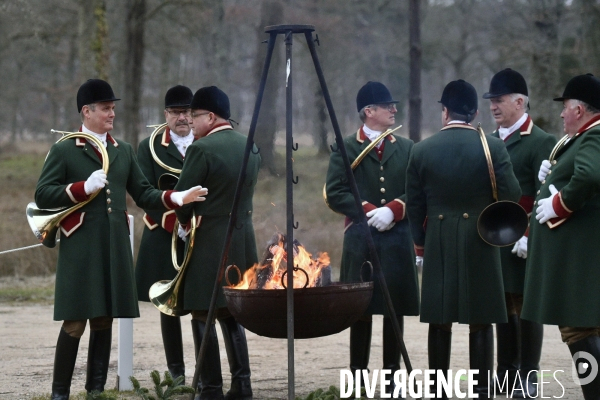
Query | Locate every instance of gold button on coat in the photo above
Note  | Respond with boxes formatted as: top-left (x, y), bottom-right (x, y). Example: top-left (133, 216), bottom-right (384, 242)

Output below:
top-left (380, 177), bottom-right (385, 182)
top-left (380, 188), bottom-right (386, 193)
top-left (106, 198), bottom-right (111, 204)
top-left (438, 215), bottom-right (444, 220)
top-left (107, 208), bottom-right (112, 213)
top-left (541, 180), bottom-right (546, 185)
top-left (463, 213), bottom-right (469, 219)
top-left (106, 189), bottom-right (111, 195)
top-left (537, 190), bottom-right (541, 195)
top-left (380, 166), bottom-right (384, 171)
top-left (381, 199), bottom-right (386, 204)
top-left (552, 160), bottom-right (557, 165)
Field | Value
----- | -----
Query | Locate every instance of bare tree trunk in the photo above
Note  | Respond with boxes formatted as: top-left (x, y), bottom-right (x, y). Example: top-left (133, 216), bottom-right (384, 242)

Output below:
top-left (314, 86), bottom-right (329, 155)
top-left (409, 0), bottom-right (422, 143)
top-left (528, 1), bottom-right (564, 136)
top-left (122, 0), bottom-right (146, 148)
top-left (253, 0), bottom-right (283, 175)
top-left (78, 0), bottom-right (109, 81)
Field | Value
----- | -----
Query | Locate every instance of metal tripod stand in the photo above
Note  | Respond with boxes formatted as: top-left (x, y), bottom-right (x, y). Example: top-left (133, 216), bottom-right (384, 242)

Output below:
top-left (190, 24), bottom-right (413, 400)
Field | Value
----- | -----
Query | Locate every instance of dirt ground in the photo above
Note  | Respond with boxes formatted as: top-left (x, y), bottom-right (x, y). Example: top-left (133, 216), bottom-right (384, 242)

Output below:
top-left (0, 298), bottom-right (584, 400)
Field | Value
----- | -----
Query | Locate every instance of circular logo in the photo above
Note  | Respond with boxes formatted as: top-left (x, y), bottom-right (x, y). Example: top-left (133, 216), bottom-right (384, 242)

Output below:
top-left (571, 351), bottom-right (599, 386)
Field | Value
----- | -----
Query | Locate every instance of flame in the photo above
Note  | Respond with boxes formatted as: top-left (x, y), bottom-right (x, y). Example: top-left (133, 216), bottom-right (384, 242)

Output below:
top-left (233, 236), bottom-right (330, 290)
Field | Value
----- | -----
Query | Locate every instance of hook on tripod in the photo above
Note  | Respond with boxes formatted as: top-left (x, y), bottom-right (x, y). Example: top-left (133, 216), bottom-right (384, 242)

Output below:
top-left (251, 146), bottom-right (260, 154)
top-left (330, 144), bottom-right (338, 152)
top-left (293, 221), bottom-right (299, 229)
top-left (314, 34), bottom-right (320, 46)
top-left (292, 142), bottom-right (298, 151)
top-left (292, 176), bottom-right (299, 184)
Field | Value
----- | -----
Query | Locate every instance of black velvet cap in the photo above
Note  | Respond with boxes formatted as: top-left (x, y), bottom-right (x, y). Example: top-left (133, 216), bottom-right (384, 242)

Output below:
top-left (356, 81), bottom-right (398, 112)
top-left (439, 79), bottom-right (478, 118)
top-left (165, 85), bottom-right (193, 108)
top-left (482, 68), bottom-right (528, 99)
top-left (554, 73), bottom-right (600, 110)
top-left (77, 79), bottom-right (120, 112)
top-left (190, 86), bottom-right (230, 120)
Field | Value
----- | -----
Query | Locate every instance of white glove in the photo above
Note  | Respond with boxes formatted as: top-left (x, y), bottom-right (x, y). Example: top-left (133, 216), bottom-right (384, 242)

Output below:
top-left (415, 256), bottom-right (423, 268)
top-left (511, 236), bottom-right (528, 259)
top-left (535, 184), bottom-right (559, 224)
top-left (366, 207), bottom-right (395, 231)
top-left (538, 160), bottom-right (551, 182)
top-left (177, 225), bottom-right (188, 242)
top-left (170, 185), bottom-right (208, 206)
top-left (84, 169), bottom-right (107, 194)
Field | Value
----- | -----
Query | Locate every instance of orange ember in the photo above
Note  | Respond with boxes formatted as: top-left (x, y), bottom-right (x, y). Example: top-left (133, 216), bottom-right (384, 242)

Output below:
top-left (232, 233), bottom-right (330, 290)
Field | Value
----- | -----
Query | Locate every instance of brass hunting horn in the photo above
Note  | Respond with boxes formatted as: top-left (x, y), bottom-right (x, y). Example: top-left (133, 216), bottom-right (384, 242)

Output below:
top-left (146, 122), bottom-right (197, 316)
top-left (26, 131), bottom-right (109, 248)
top-left (476, 124), bottom-right (528, 246)
top-left (323, 125), bottom-right (402, 210)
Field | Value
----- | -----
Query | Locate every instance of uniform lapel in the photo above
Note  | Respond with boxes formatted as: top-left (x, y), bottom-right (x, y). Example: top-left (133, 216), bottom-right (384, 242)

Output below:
top-left (380, 136), bottom-right (398, 165)
top-left (76, 138), bottom-right (102, 167)
top-left (107, 134), bottom-right (119, 165)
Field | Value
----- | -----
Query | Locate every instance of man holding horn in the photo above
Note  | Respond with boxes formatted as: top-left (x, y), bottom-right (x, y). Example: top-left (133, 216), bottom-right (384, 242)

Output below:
top-left (135, 85), bottom-right (195, 383)
top-left (36, 79), bottom-right (207, 399)
top-left (325, 81), bottom-right (420, 395)
top-left (406, 79), bottom-right (521, 398)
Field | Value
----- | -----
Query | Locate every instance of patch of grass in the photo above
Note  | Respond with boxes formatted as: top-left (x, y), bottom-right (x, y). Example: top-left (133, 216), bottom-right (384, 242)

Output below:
top-left (0, 285), bottom-right (54, 304)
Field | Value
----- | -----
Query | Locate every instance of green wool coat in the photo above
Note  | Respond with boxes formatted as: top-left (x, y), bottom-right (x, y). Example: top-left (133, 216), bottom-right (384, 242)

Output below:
top-left (406, 124), bottom-right (521, 324)
top-left (35, 135), bottom-right (172, 321)
top-left (522, 119), bottom-right (600, 327)
top-left (174, 128), bottom-right (260, 311)
top-left (135, 128), bottom-right (186, 302)
top-left (491, 118), bottom-right (556, 294)
top-left (326, 130), bottom-right (420, 317)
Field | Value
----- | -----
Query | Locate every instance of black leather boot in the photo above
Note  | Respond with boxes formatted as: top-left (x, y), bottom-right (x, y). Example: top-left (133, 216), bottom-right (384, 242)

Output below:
top-left (568, 335), bottom-right (600, 400)
top-left (85, 327), bottom-right (112, 393)
top-left (350, 318), bottom-right (372, 393)
top-left (428, 325), bottom-right (452, 400)
top-left (191, 320), bottom-right (224, 400)
top-left (469, 325), bottom-right (493, 399)
top-left (219, 316), bottom-right (252, 400)
top-left (382, 316), bottom-right (403, 398)
top-left (51, 328), bottom-right (81, 400)
top-left (161, 313), bottom-right (185, 383)
top-left (513, 319), bottom-right (543, 398)
top-left (495, 314), bottom-right (520, 394)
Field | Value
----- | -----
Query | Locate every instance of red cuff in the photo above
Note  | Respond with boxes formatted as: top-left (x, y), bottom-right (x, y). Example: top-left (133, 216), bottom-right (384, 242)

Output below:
top-left (66, 181), bottom-right (89, 203)
top-left (362, 201), bottom-right (377, 215)
top-left (552, 192), bottom-right (572, 218)
top-left (414, 244), bottom-right (424, 257)
top-left (162, 190), bottom-right (178, 209)
top-left (162, 210), bottom-right (177, 233)
top-left (385, 199), bottom-right (405, 222)
top-left (518, 195), bottom-right (534, 214)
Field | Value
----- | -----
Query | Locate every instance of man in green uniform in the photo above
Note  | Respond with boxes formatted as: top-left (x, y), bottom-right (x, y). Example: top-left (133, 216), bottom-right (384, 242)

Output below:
top-left (483, 68), bottom-right (556, 397)
top-left (175, 86), bottom-right (260, 400)
top-left (135, 85), bottom-right (194, 383)
top-left (36, 79), bottom-right (207, 399)
top-left (406, 79), bottom-right (521, 399)
top-left (523, 73), bottom-right (600, 399)
top-left (325, 81), bottom-right (420, 395)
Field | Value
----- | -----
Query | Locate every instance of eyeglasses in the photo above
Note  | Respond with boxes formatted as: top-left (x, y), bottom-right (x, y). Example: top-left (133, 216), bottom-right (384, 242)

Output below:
top-left (166, 108), bottom-right (192, 117)
top-left (370, 103), bottom-right (397, 112)
top-left (191, 111), bottom-right (212, 119)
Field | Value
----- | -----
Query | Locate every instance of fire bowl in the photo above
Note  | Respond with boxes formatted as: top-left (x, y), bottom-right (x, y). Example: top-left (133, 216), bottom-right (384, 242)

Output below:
top-left (223, 282), bottom-right (373, 339)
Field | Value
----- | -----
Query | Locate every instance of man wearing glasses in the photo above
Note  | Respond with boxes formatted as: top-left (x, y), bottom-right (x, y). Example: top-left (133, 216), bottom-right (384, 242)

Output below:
top-left (325, 81), bottom-right (420, 395)
top-left (135, 85), bottom-right (195, 384)
top-left (175, 86), bottom-right (260, 399)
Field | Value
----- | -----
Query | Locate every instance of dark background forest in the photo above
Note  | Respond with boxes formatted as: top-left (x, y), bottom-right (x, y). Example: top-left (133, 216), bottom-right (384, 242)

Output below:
top-left (2, 0), bottom-right (600, 160)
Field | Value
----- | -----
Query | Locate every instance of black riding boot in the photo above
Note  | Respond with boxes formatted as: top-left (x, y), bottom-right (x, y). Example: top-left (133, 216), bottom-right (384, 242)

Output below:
top-left (85, 327), bottom-right (112, 393)
top-left (51, 328), bottom-right (81, 400)
top-left (568, 335), bottom-right (600, 400)
top-left (513, 319), bottom-right (543, 398)
top-left (428, 325), bottom-right (452, 400)
top-left (382, 316), bottom-right (403, 398)
top-left (191, 320), bottom-right (224, 400)
top-left (219, 316), bottom-right (252, 400)
top-left (469, 325), bottom-right (494, 399)
top-left (495, 314), bottom-right (520, 394)
top-left (161, 313), bottom-right (185, 383)
top-left (350, 318), bottom-right (372, 394)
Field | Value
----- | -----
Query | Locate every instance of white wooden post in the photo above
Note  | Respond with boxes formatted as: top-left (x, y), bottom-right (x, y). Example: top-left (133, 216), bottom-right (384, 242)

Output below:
top-left (117, 214), bottom-right (135, 390)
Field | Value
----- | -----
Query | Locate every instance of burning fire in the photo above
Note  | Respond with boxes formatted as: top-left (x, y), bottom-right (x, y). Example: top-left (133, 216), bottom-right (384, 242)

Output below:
top-left (232, 233), bottom-right (330, 290)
